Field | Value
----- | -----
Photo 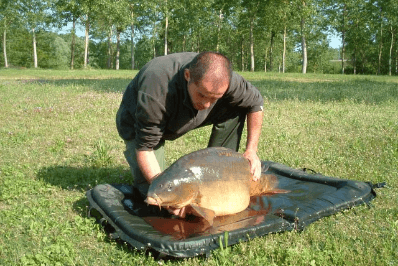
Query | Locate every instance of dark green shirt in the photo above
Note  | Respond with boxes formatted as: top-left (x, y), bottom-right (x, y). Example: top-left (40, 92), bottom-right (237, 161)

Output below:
top-left (116, 52), bottom-right (264, 151)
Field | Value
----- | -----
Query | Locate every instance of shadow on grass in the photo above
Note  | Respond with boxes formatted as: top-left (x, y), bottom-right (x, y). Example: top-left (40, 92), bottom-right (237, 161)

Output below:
top-left (37, 165), bottom-right (131, 192)
top-left (50, 78), bottom-right (132, 93)
top-left (252, 79), bottom-right (398, 104)
top-left (48, 78), bottom-right (398, 104)
top-left (37, 165), bottom-right (131, 215)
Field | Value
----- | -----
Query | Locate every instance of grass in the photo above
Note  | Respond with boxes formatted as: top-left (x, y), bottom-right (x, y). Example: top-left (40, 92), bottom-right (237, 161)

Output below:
top-left (0, 69), bottom-right (397, 265)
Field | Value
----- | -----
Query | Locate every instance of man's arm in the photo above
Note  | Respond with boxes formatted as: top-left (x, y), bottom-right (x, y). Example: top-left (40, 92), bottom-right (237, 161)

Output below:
top-left (136, 149), bottom-right (190, 217)
top-left (243, 110), bottom-right (263, 181)
top-left (136, 150), bottom-right (162, 184)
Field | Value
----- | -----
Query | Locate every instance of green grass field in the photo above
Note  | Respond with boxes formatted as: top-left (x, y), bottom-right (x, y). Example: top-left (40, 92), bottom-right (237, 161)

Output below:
top-left (0, 69), bottom-right (397, 265)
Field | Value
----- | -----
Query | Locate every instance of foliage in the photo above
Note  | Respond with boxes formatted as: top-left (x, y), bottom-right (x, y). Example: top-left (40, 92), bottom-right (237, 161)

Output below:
top-left (0, 0), bottom-right (397, 74)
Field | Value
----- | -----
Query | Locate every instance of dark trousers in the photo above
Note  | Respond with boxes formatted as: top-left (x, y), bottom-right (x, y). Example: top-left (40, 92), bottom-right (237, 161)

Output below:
top-left (207, 111), bottom-right (246, 152)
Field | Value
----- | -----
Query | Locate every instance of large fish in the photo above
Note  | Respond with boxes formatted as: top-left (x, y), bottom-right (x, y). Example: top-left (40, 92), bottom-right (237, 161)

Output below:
top-left (145, 147), bottom-right (288, 225)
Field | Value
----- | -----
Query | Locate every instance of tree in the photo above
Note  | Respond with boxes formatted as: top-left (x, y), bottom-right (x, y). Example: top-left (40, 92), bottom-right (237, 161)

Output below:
top-left (76, 0), bottom-right (99, 68)
top-left (378, 0), bottom-right (398, 75)
top-left (18, 0), bottom-right (52, 68)
top-left (52, 0), bottom-right (82, 69)
top-left (94, 0), bottom-right (131, 70)
top-left (126, 0), bottom-right (147, 69)
top-left (240, 0), bottom-right (263, 72)
top-left (264, 0), bottom-right (297, 73)
top-left (295, 0), bottom-right (319, 74)
top-left (0, 0), bottom-right (18, 68)
top-left (323, 0), bottom-right (360, 74)
top-left (343, 0), bottom-right (371, 74)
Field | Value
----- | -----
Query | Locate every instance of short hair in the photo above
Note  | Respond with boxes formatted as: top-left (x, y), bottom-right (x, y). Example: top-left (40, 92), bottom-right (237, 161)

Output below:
top-left (188, 51), bottom-right (232, 85)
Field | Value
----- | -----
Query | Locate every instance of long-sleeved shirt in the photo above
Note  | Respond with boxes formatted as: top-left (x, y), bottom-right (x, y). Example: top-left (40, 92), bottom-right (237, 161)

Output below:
top-left (116, 52), bottom-right (264, 151)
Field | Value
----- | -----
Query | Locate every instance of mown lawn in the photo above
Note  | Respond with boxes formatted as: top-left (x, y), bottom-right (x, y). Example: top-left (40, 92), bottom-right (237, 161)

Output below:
top-left (0, 69), bottom-right (397, 265)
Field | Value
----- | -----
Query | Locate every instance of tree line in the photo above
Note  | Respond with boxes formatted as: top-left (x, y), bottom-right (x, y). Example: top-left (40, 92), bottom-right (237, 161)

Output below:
top-left (1, 0), bottom-right (397, 75)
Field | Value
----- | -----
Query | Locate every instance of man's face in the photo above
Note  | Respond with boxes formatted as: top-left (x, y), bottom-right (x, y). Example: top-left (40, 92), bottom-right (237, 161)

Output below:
top-left (185, 70), bottom-right (228, 111)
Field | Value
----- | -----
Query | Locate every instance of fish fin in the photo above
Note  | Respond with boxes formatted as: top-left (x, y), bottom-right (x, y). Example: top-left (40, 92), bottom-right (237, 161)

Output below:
top-left (250, 174), bottom-right (281, 196)
top-left (263, 189), bottom-right (291, 195)
top-left (190, 205), bottom-right (216, 226)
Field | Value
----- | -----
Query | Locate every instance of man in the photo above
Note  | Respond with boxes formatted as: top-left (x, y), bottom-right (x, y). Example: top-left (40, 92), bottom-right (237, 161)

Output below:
top-left (116, 51), bottom-right (264, 217)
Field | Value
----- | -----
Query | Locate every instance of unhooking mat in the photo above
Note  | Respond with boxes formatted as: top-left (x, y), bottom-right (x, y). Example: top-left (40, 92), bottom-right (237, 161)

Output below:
top-left (86, 160), bottom-right (378, 258)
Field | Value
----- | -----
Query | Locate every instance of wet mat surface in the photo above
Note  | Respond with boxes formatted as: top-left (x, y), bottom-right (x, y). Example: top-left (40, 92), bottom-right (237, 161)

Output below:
top-left (87, 161), bottom-right (376, 258)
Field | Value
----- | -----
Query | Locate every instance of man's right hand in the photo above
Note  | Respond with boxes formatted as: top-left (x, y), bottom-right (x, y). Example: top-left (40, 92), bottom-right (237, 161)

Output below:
top-left (165, 206), bottom-right (193, 218)
top-left (166, 206), bottom-right (186, 218)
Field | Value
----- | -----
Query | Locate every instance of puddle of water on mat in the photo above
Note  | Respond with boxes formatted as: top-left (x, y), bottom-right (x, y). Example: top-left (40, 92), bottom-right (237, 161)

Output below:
top-left (143, 195), bottom-right (273, 240)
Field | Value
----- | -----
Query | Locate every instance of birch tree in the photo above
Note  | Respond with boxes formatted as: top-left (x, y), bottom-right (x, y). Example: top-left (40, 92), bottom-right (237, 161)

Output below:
top-left (18, 0), bottom-right (51, 68)
top-left (77, 0), bottom-right (98, 68)
top-left (379, 0), bottom-right (398, 76)
top-left (0, 0), bottom-right (18, 68)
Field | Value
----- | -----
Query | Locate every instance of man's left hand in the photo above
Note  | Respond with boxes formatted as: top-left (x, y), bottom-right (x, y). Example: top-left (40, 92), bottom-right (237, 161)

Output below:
top-left (243, 149), bottom-right (262, 181)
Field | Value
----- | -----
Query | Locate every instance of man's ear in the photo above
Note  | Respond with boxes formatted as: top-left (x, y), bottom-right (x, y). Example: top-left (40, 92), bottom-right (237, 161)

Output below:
top-left (184, 69), bottom-right (190, 82)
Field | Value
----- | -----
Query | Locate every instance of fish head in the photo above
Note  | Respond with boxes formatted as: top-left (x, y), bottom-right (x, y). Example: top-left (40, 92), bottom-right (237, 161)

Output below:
top-left (146, 168), bottom-right (199, 209)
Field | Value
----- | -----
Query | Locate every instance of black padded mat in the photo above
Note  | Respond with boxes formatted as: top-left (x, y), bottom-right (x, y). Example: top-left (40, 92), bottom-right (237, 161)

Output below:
top-left (86, 161), bottom-right (376, 258)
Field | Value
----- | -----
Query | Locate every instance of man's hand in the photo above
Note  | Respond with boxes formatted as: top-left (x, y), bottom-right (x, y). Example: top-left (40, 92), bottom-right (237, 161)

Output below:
top-left (243, 149), bottom-right (262, 181)
top-left (165, 206), bottom-right (190, 218)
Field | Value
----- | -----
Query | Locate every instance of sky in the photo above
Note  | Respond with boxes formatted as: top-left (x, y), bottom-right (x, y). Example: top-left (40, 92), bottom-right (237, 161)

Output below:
top-left (329, 34), bottom-right (341, 49)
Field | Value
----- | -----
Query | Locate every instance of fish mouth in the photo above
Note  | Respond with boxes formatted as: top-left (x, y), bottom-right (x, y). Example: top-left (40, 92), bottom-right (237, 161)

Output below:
top-left (145, 195), bottom-right (163, 209)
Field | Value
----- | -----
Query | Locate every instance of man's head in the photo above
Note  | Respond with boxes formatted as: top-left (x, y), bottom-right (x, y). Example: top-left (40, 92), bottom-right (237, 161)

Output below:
top-left (185, 52), bottom-right (232, 111)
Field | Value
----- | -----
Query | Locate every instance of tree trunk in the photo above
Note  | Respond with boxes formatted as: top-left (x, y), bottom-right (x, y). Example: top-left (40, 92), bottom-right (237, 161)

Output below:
top-left (131, 23), bottom-right (135, 69)
top-left (241, 36), bottom-right (244, 71)
top-left (32, 28), bottom-right (38, 68)
top-left (301, 1), bottom-right (307, 74)
top-left (301, 36), bottom-right (307, 74)
top-left (152, 9), bottom-right (157, 59)
top-left (116, 28), bottom-right (121, 70)
top-left (270, 31), bottom-right (275, 71)
top-left (250, 17), bottom-right (255, 72)
top-left (283, 26), bottom-right (286, 73)
top-left (396, 45), bottom-right (398, 75)
top-left (341, 30), bottom-right (345, 74)
top-left (377, 7), bottom-right (383, 75)
top-left (388, 25), bottom-right (393, 76)
top-left (107, 26), bottom-right (113, 69)
top-left (70, 18), bottom-right (76, 70)
top-left (183, 34), bottom-right (186, 52)
top-left (164, 7), bottom-right (168, 55)
top-left (264, 48), bottom-right (267, 72)
top-left (131, 8), bottom-right (135, 70)
top-left (3, 26), bottom-right (8, 68)
top-left (217, 9), bottom-right (222, 52)
top-left (353, 49), bottom-right (356, 75)
top-left (197, 31), bottom-right (200, 53)
top-left (341, 4), bottom-right (346, 74)
top-left (84, 15), bottom-right (90, 68)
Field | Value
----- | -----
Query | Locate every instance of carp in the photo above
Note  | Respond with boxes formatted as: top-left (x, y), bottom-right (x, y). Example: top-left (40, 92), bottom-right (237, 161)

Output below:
top-left (145, 147), bottom-right (288, 225)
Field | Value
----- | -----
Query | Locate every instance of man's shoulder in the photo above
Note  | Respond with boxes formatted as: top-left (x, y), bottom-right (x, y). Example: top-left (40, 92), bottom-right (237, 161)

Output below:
top-left (136, 52), bottom-right (197, 84)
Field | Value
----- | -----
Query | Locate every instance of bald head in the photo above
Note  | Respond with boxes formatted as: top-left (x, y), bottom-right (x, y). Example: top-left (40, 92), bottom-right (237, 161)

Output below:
top-left (188, 52), bottom-right (232, 89)
top-left (184, 52), bottom-right (232, 110)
